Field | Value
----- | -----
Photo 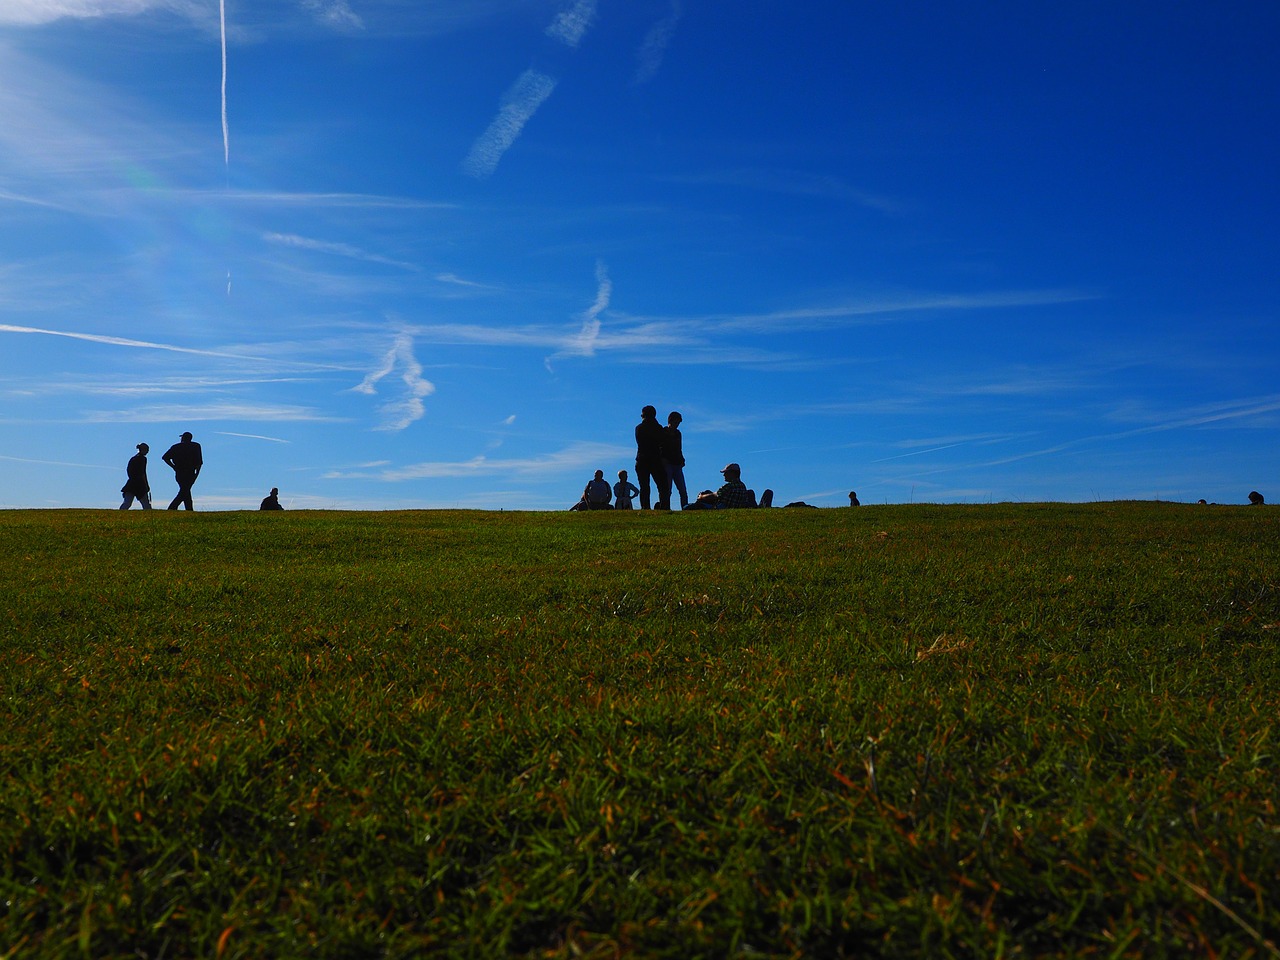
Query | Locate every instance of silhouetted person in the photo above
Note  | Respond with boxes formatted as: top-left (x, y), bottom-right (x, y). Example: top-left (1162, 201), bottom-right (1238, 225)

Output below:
top-left (634, 405), bottom-right (671, 510)
top-left (849, 490), bottom-right (860, 507)
top-left (119, 442), bottom-right (151, 510)
top-left (684, 463), bottom-right (772, 509)
top-left (1249, 490), bottom-right (1265, 505)
top-left (663, 411), bottom-right (689, 509)
top-left (571, 470), bottom-right (614, 510)
top-left (162, 431), bottom-right (203, 510)
top-left (614, 470), bottom-right (639, 509)
top-left (260, 487), bottom-right (283, 510)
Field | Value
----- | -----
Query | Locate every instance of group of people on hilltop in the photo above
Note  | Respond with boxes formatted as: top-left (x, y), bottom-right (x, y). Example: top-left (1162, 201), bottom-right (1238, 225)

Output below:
top-left (572, 405), bottom-right (777, 511)
top-left (118, 431), bottom-right (282, 511)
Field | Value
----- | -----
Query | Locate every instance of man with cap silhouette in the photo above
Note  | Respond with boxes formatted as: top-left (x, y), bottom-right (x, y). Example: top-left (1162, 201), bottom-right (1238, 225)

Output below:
top-left (162, 431), bottom-right (203, 510)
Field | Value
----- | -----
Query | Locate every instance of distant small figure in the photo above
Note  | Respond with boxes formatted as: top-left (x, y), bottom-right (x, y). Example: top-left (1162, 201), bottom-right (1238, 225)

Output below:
top-left (119, 442), bottom-right (151, 510)
top-left (1197, 499), bottom-right (1207, 505)
top-left (162, 431), bottom-right (203, 511)
top-left (1249, 490), bottom-right (1265, 505)
top-left (849, 490), bottom-right (860, 507)
top-left (683, 463), bottom-right (772, 510)
top-left (260, 487), bottom-right (284, 511)
top-left (571, 470), bottom-right (614, 510)
top-left (614, 470), bottom-right (639, 510)
top-left (663, 411), bottom-right (689, 509)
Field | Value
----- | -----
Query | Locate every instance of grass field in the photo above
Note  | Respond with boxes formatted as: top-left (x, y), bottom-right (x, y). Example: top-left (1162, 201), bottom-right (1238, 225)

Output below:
top-left (1, 503), bottom-right (1278, 958)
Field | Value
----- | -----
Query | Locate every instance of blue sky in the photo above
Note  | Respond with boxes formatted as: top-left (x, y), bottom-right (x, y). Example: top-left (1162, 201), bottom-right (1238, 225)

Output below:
top-left (2, 1), bottom-right (1277, 509)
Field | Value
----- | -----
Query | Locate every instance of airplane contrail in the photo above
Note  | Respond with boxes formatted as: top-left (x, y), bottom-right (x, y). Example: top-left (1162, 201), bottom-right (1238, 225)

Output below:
top-left (220, 0), bottom-right (229, 167)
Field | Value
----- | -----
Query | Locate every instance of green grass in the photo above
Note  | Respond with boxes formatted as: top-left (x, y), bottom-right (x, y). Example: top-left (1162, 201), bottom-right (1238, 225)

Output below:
top-left (1, 503), bottom-right (1278, 958)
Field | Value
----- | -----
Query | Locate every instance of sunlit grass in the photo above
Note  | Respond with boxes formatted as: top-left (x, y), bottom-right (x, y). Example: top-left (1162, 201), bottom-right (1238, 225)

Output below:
top-left (2, 503), bottom-right (1277, 957)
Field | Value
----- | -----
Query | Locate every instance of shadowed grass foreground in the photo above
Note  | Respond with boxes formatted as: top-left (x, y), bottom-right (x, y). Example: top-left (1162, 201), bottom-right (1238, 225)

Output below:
top-left (1, 503), bottom-right (1278, 957)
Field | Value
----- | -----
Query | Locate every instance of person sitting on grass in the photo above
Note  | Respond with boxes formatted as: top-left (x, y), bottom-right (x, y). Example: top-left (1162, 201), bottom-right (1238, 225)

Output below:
top-left (1249, 490), bottom-right (1266, 505)
top-left (571, 470), bottom-right (615, 510)
top-left (614, 470), bottom-right (639, 510)
top-left (683, 463), bottom-right (773, 510)
top-left (260, 487), bottom-right (284, 510)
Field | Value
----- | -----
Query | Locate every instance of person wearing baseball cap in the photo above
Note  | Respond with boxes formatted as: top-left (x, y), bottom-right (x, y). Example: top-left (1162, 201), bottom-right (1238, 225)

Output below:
top-left (684, 462), bottom-right (772, 509)
top-left (161, 431), bottom-right (204, 510)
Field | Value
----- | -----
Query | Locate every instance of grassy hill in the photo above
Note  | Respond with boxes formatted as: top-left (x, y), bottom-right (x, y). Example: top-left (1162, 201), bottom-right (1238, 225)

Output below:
top-left (2, 503), bottom-right (1277, 957)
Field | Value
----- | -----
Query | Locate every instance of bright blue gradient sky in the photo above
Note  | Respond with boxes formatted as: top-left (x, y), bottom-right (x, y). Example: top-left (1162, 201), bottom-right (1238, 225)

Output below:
top-left (2, 1), bottom-right (1277, 509)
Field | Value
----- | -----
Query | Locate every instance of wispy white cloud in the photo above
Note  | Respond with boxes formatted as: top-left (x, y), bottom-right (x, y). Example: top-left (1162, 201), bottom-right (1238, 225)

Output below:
top-left (462, 69), bottom-right (558, 179)
top-left (264, 232), bottom-right (420, 271)
top-left (325, 440), bottom-right (629, 481)
top-left (0, 189), bottom-right (76, 211)
top-left (545, 0), bottom-right (596, 48)
top-left (871, 434), bottom-right (1031, 463)
top-left (299, 0), bottom-right (364, 31)
top-left (547, 260), bottom-right (610, 365)
top-left (664, 168), bottom-right (905, 214)
top-left (212, 189), bottom-right (455, 209)
top-left (634, 0), bottom-right (682, 84)
top-left (352, 327), bottom-right (436, 431)
top-left (8, 375), bottom-right (323, 399)
top-left (396, 288), bottom-right (1094, 371)
top-left (0, 0), bottom-right (204, 26)
top-left (434, 272), bottom-right (491, 289)
top-left (899, 395), bottom-right (1280, 478)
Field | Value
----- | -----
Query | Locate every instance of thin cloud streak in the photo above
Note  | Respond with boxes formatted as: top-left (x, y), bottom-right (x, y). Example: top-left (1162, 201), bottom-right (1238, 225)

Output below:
top-left (463, 70), bottom-right (557, 179)
top-left (82, 402), bottom-right (339, 423)
top-left (326, 441), bottom-right (629, 481)
top-left (264, 232), bottom-right (420, 271)
top-left (890, 395), bottom-right (1280, 481)
top-left (220, 0), bottom-right (228, 167)
top-left (399, 287), bottom-right (1092, 365)
top-left (0, 453), bottom-right (115, 471)
top-left (666, 168), bottom-right (905, 214)
top-left (215, 431), bottom-right (291, 443)
top-left (208, 189), bottom-right (456, 209)
top-left (0, 322), bottom-right (271, 361)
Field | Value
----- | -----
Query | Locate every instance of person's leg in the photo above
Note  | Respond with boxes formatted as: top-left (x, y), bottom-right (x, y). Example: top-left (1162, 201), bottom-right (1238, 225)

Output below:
top-left (141, 492), bottom-right (152, 510)
top-left (172, 479), bottom-right (194, 510)
top-left (667, 464), bottom-right (688, 508)
top-left (655, 461), bottom-right (672, 509)
top-left (120, 495), bottom-right (133, 510)
top-left (636, 462), bottom-right (652, 510)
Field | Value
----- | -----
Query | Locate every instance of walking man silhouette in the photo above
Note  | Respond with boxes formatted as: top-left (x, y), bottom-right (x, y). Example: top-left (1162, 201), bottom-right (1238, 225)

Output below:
top-left (162, 431), bottom-right (203, 510)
